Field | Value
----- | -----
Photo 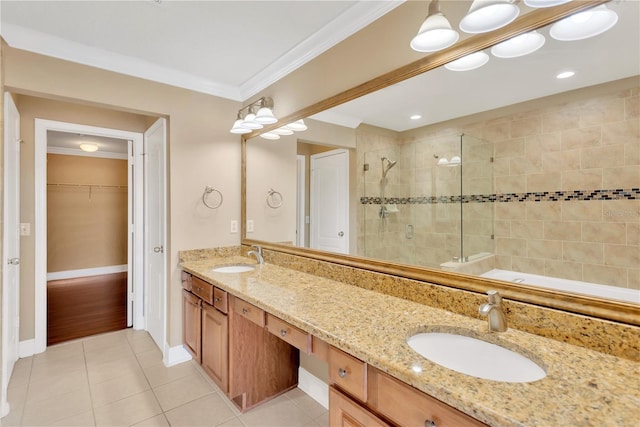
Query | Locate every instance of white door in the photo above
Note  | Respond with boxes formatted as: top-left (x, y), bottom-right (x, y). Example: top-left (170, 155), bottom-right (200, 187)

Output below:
top-left (310, 149), bottom-right (349, 254)
top-left (144, 118), bottom-right (167, 352)
top-left (2, 93), bottom-right (21, 417)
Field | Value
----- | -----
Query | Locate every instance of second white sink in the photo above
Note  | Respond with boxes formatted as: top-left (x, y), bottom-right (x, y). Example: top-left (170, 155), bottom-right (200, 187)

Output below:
top-left (211, 264), bottom-right (255, 273)
top-left (407, 332), bottom-right (546, 383)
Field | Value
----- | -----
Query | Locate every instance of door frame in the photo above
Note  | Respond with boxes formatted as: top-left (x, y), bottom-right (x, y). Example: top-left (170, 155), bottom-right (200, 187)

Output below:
top-left (296, 154), bottom-right (306, 247)
top-left (33, 119), bottom-right (144, 354)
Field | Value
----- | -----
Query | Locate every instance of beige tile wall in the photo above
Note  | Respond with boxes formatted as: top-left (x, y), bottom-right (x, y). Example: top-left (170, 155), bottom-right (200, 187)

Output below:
top-left (356, 78), bottom-right (639, 291)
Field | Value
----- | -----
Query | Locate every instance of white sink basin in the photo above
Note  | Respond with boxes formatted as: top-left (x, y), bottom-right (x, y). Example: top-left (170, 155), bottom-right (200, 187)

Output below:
top-left (407, 332), bottom-right (546, 383)
top-left (211, 264), bottom-right (255, 273)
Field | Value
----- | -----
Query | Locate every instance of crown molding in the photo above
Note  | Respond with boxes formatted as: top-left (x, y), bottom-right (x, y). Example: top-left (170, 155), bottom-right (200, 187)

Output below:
top-left (1, 1), bottom-right (403, 103)
top-left (1, 23), bottom-right (243, 101)
top-left (238, 1), bottom-right (405, 100)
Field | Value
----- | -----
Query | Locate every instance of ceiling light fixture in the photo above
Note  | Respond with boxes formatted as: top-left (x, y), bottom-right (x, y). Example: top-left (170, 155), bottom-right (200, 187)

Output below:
top-left (229, 96), bottom-right (277, 134)
top-left (490, 30), bottom-right (546, 58)
top-left (410, 0), bottom-right (459, 53)
top-left (445, 51), bottom-right (489, 71)
top-left (459, 0), bottom-right (520, 34)
top-left (79, 143), bottom-right (99, 152)
top-left (556, 70), bottom-right (575, 79)
top-left (410, 114), bottom-right (422, 120)
top-left (549, 5), bottom-right (618, 41)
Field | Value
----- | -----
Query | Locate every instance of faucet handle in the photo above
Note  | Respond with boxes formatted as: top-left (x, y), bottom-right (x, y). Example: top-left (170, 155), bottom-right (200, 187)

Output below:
top-left (487, 290), bottom-right (502, 305)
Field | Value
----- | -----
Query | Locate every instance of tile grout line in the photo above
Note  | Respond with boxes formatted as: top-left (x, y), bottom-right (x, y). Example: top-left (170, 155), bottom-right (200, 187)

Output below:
top-left (82, 340), bottom-right (98, 427)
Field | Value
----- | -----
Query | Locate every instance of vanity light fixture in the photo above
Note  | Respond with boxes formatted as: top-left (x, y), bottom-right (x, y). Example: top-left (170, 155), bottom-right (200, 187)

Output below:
top-left (284, 119), bottom-right (308, 131)
top-left (444, 51), bottom-right (489, 71)
top-left (229, 96), bottom-right (277, 134)
top-left (549, 5), bottom-right (618, 41)
top-left (271, 127), bottom-right (294, 136)
top-left (524, 0), bottom-right (571, 7)
top-left (410, 0), bottom-right (459, 53)
top-left (259, 132), bottom-right (280, 140)
top-left (490, 30), bottom-right (546, 58)
top-left (459, 0), bottom-right (520, 34)
top-left (79, 143), bottom-right (99, 152)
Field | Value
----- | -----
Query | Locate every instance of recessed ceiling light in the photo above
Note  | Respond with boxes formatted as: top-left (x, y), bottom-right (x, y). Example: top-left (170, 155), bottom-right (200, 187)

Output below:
top-left (410, 114), bottom-right (422, 120)
top-left (556, 71), bottom-right (575, 79)
top-left (79, 143), bottom-right (98, 152)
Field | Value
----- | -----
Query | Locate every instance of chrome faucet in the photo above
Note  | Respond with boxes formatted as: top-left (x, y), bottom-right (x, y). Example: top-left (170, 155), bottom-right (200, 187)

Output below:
top-left (247, 245), bottom-right (264, 265)
top-left (479, 290), bottom-right (507, 332)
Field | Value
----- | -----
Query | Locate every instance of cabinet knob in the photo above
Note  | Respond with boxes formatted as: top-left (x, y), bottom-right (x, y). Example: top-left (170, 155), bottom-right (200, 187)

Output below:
top-left (424, 420), bottom-right (436, 427)
top-left (242, 308), bottom-right (248, 315)
top-left (280, 329), bottom-right (288, 337)
top-left (338, 368), bottom-right (347, 378)
top-left (215, 297), bottom-right (221, 302)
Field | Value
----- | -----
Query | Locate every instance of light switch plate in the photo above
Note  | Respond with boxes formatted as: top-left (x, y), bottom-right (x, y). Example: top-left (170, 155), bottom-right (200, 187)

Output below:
top-left (246, 220), bottom-right (254, 233)
top-left (20, 223), bottom-right (31, 236)
top-left (230, 220), bottom-right (238, 233)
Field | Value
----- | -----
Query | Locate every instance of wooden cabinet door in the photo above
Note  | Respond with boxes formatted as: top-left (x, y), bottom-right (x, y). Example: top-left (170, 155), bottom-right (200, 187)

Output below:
top-left (182, 289), bottom-right (201, 363)
top-left (329, 387), bottom-right (389, 427)
top-left (202, 303), bottom-right (229, 392)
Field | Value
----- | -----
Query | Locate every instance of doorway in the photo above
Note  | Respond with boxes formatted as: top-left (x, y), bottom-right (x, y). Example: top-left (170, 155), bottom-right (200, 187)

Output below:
top-left (32, 119), bottom-right (165, 354)
top-left (45, 132), bottom-right (131, 345)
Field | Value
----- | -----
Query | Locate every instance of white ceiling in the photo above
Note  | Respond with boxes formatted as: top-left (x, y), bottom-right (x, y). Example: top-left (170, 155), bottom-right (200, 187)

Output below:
top-left (0, 0), bottom-right (402, 101)
top-left (312, 0), bottom-right (640, 132)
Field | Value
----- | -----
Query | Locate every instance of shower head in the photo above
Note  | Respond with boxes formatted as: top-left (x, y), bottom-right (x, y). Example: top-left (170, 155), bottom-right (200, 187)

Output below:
top-left (381, 157), bottom-right (397, 177)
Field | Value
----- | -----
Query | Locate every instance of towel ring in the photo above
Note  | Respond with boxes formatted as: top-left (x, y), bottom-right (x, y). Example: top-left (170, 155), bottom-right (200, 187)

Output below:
top-left (266, 188), bottom-right (283, 209)
top-left (202, 186), bottom-right (223, 209)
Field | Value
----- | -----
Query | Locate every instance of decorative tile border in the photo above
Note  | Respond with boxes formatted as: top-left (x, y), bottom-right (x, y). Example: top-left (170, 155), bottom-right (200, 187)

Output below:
top-left (360, 188), bottom-right (640, 205)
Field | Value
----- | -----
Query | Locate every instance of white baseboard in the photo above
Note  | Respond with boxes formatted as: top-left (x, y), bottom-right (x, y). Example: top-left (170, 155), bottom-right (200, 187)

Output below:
top-left (164, 344), bottom-right (192, 367)
top-left (1, 400), bottom-right (10, 418)
top-left (18, 339), bottom-right (36, 358)
top-left (298, 367), bottom-right (329, 409)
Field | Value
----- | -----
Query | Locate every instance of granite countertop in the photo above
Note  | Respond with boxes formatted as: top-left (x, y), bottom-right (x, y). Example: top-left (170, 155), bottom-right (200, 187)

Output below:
top-left (181, 256), bottom-right (640, 427)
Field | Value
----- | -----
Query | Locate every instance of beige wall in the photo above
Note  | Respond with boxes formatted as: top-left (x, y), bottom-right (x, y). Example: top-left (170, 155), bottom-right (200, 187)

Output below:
top-left (47, 155), bottom-right (128, 272)
top-left (6, 49), bottom-right (241, 346)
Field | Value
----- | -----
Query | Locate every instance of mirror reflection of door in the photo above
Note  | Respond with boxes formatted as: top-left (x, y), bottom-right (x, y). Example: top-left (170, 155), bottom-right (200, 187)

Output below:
top-left (310, 149), bottom-right (349, 254)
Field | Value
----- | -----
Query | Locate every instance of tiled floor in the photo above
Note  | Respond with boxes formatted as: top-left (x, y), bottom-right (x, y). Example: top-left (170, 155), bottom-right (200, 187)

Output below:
top-left (2, 329), bottom-right (329, 427)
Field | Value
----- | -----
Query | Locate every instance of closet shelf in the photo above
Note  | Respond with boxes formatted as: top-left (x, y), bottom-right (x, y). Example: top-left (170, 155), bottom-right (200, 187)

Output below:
top-left (47, 183), bottom-right (127, 189)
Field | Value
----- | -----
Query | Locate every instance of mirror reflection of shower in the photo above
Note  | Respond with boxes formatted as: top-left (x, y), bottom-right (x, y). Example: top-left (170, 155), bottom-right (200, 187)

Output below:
top-left (381, 156), bottom-right (397, 177)
top-left (379, 156), bottom-right (398, 219)
top-left (434, 153), bottom-right (461, 166)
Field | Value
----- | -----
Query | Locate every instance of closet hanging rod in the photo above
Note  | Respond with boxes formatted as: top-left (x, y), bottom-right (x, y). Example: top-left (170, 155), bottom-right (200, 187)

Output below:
top-left (47, 183), bottom-right (127, 189)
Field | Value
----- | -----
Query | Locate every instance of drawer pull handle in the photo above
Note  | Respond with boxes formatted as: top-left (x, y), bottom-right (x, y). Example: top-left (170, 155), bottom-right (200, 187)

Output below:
top-left (425, 420), bottom-right (436, 427)
top-left (280, 329), bottom-right (288, 337)
top-left (242, 308), bottom-right (248, 315)
top-left (338, 368), bottom-right (347, 378)
top-left (215, 297), bottom-right (221, 302)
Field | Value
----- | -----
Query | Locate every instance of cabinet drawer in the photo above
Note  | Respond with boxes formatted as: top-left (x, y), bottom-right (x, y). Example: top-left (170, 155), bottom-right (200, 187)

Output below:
top-left (329, 346), bottom-right (367, 402)
top-left (213, 287), bottom-right (228, 314)
top-left (265, 314), bottom-right (311, 354)
top-left (192, 276), bottom-right (213, 304)
top-left (232, 297), bottom-right (265, 327)
top-left (368, 368), bottom-right (487, 427)
top-left (181, 271), bottom-right (192, 291)
top-left (329, 386), bottom-right (389, 427)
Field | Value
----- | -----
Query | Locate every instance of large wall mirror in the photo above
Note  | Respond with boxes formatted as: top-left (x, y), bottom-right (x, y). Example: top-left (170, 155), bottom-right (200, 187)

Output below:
top-left (243, 0), bottom-right (639, 325)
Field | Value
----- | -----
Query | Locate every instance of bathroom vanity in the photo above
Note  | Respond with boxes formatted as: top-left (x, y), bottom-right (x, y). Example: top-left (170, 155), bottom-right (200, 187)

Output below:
top-left (180, 255), bottom-right (639, 426)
